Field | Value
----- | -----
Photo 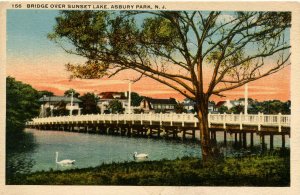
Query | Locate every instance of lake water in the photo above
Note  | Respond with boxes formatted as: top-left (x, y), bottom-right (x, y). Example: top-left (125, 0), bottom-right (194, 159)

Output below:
top-left (6, 128), bottom-right (289, 175)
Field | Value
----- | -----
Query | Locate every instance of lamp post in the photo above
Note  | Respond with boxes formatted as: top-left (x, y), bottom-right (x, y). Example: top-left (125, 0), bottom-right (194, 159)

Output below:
top-left (244, 83), bottom-right (248, 115)
top-left (128, 82), bottom-right (132, 114)
top-left (70, 92), bottom-right (74, 116)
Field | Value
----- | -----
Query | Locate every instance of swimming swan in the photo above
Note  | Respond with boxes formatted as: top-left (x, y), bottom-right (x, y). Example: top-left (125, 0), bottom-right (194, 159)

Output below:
top-left (133, 152), bottom-right (148, 159)
top-left (55, 152), bottom-right (75, 165)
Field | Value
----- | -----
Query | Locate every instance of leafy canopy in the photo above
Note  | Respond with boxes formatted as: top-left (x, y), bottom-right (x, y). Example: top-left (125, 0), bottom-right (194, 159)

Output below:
top-left (49, 11), bottom-right (291, 103)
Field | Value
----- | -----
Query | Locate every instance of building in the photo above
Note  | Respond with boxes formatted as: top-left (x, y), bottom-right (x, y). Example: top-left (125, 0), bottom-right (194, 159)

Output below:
top-left (183, 98), bottom-right (216, 113)
top-left (215, 99), bottom-right (254, 113)
top-left (98, 92), bottom-right (129, 114)
top-left (39, 95), bottom-right (82, 117)
top-left (140, 97), bottom-right (177, 113)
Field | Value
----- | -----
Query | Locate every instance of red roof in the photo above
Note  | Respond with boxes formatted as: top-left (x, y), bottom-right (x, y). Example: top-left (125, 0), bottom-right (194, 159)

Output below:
top-left (215, 101), bottom-right (226, 108)
top-left (98, 92), bottom-right (127, 100)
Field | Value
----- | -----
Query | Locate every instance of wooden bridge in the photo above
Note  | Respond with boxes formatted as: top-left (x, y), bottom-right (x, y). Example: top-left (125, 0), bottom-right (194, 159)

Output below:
top-left (26, 113), bottom-right (290, 150)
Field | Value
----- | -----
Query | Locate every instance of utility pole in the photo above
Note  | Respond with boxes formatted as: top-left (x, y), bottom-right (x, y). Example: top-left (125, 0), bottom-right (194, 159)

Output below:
top-left (128, 82), bottom-right (132, 114)
top-left (70, 92), bottom-right (74, 116)
top-left (244, 83), bottom-right (248, 115)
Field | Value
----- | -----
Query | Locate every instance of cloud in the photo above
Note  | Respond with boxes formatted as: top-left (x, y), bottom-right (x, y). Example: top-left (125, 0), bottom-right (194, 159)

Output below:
top-left (139, 90), bottom-right (179, 95)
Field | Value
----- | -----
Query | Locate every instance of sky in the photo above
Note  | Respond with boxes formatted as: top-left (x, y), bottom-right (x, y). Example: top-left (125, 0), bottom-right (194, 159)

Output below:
top-left (6, 10), bottom-right (291, 102)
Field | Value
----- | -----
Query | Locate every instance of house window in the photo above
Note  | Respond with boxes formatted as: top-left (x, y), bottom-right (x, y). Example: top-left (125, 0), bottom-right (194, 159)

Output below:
top-left (166, 105), bottom-right (170, 109)
top-left (157, 104), bottom-right (161, 109)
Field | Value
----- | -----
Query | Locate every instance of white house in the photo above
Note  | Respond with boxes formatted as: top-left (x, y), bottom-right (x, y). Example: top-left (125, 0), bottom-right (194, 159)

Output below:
top-left (38, 95), bottom-right (82, 117)
top-left (97, 92), bottom-right (128, 113)
top-left (183, 98), bottom-right (216, 113)
top-left (140, 97), bottom-right (177, 113)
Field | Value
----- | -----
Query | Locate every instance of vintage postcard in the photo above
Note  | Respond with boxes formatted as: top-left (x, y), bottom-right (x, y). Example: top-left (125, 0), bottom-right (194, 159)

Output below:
top-left (1, 0), bottom-right (300, 194)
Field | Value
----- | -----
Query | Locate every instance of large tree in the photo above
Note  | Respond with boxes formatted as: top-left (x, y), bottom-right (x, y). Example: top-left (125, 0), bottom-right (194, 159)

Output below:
top-left (64, 88), bottom-right (80, 98)
top-left (80, 92), bottom-right (100, 114)
top-left (49, 11), bottom-right (291, 160)
top-left (6, 77), bottom-right (40, 132)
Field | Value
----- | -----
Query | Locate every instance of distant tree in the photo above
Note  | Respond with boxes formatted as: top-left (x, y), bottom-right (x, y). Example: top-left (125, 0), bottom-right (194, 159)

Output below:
top-left (230, 105), bottom-right (244, 114)
top-left (218, 105), bottom-right (228, 114)
top-left (38, 90), bottom-right (54, 98)
top-left (130, 92), bottom-right (143, 106)
top-left (53, 101), bottom-right (68, 116)
top-left (64, 88), bottom-right (80, 98)
top-left (248, 103), bottom-right (264, 114)
top-left (175, 102), bottom-right (187, 113)
top-left (6, 77), bottom-right (40, 132)
top-left (108, 100), bottom-right (124, 114)
top-left (283, 100), bottom-right (291, 114)
top-left (80, 92), bottom-right (100, 114)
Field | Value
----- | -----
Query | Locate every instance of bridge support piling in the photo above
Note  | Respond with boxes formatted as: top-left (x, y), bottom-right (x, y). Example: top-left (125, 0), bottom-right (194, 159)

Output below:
top-left (182, 129), bottom-right (186, 140)
top-left (158, 127), bottom-right (161, 137)
top-left (261, 134), bottom-right (265, 151)
top-left (270, 134), bottom-right (274, 150)
top-left (149, 128), bottom-right (153, 137)
top-left (173, 129), bottom-right (177, 138)
top-left (282, 134), bottom-right (285, 149)
top-left (250, 132), bottom-right (254, 148)
top-left (224, 131), bottom-right (227, 145)
top-left (239, 132), bottom-right (242, 147)
top-left (192, 129), bottom-right (196, 140)
top-left (234, 133), bottom-right (238, 145)
top-left (243, 132), bottom-right (247, 148)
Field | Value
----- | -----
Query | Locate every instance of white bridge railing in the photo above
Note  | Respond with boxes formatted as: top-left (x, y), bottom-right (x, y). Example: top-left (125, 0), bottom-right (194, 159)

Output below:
top-left (27, 113), bottom-right (290, 132)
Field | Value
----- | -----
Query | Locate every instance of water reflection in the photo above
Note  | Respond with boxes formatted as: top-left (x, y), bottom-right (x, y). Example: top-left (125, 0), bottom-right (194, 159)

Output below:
top-left (6, 131), bottom-right (37, 183)
top-left (6, 128), bottom-right (289, 179)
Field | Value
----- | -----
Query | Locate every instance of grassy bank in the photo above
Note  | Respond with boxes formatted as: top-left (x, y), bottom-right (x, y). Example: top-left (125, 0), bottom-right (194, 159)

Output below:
top-left (8, 150), bottom-right (289, 186)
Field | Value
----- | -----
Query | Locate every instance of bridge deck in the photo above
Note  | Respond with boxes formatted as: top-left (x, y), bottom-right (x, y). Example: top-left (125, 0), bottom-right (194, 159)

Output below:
top-left (27, 113), bottom-right (290, 133)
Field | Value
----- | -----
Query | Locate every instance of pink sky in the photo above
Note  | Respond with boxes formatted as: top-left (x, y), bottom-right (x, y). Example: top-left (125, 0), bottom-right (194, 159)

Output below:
top-left (6, 10), bottom-right (290, 103)
top-left (7, 56), bottom-right (290, 102)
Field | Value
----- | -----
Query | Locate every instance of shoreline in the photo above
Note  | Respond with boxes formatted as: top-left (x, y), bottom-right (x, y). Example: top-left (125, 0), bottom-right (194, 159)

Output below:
top-left (7, 150), bottom-right (290, 186)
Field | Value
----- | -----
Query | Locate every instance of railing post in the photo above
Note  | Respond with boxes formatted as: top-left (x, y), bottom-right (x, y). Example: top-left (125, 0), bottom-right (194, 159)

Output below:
top-left (193, 113), bottom-right (197, 127)
top-left (278, 113), bottom-right (282, 132)
top-left (110, 113), bottom-right (112, 123)
top-left (160, 112), bottom-right (162, 126)
top-left (117, 113), bottom-right (119, 124)
top-left (258, 112), bottom-right (262, 131)
top-left (149, 112), bottom-right (152, 125)
top-left (182, 113), bottom-right (185, 127)
top-left (124, 113), bottom-right (126, 124)
top-left (141, 113), bottom-right (143, 125)
top-left (170, 112), bottom-right (173, 126)
top-left (132, 113), bottom-right (135, 124)
top-left (223, 113), bottom-right (226, 129)
top-left (239, 112), bottom-right (243, 130)
top-left (208, 113), bottom-right (211, 128)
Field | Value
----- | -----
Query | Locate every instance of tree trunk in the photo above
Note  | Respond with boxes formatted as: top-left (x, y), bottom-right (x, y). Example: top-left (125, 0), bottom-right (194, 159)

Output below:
top-left (196, 100), bottom-right (214, 161)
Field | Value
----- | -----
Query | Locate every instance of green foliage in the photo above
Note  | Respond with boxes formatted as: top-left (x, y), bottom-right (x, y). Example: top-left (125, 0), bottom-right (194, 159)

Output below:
top-left (175, 103), bottom-right (187, 113)
top-left (218, 105), bottom-right (228, 114)
top-left (9, 154), bottom-right (289, 186)
top-left (108, 100), bottom-right (124, 114)
top-left (64, 88), bottom-right (80, 98)
top-left (248, 100), bottom-right (290, 114)
top-left (6, 77), bottom-right (40, 132)
top-left (52, 101), bottom-right (68, 116)
top-left (80, 92), bottom-right (100, 114)
top-left (130, 92), bottom-right (143, 107)
top-left (229, 105), bottom-right (244, 114)
top-left (38, 90), bottom-right (54, 98)
top-left (49, 10), bottom-right (291, 159)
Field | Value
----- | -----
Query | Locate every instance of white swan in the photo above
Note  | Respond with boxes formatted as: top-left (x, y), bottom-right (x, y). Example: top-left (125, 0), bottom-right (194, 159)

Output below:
top-left (55, 152), bottom-right (75, 165)
top-left (133, 152), bottom-right (148, 159)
